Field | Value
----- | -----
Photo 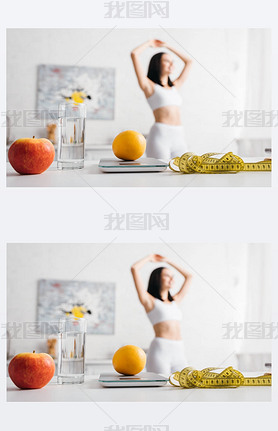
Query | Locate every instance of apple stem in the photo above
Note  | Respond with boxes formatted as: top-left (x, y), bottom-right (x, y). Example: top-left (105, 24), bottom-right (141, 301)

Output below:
top-left (33, 350), bottom-right (35, 353)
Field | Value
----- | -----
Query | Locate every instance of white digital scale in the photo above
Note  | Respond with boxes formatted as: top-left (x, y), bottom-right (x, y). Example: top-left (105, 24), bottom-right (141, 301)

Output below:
top-left (98, 372), bottom-right (168, 387)
top-left (98, 158), bottom-right (168, 173)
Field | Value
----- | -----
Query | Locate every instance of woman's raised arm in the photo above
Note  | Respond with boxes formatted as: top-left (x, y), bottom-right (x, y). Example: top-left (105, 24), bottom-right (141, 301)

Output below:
top-left (130, 40), bottom-right (159, 96)
top-left (162, 42), bottom-right (193, 88)
top-left (163, 257), bottom-right (193, 302)
top-left (130, 254), bottom-right (161, 309)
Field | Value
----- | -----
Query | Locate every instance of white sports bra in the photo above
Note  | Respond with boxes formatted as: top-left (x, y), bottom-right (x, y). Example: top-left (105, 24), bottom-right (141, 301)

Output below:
top-left (146, 83), bottom-right (182, 111)
top-left (147, 298), bottom-right (182, 325)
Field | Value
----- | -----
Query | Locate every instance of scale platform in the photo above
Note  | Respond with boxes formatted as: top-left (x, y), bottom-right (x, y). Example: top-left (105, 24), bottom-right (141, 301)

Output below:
top-left (98, 158), bottom-right (168, 173)
top-left (98, 372), bottom-right (168, 387)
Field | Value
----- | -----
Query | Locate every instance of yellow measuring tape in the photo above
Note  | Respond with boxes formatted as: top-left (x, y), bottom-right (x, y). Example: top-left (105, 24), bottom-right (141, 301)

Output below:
top-left (169, 366), bottom-right (272, 388)
top-left (169, 152), bottom-right (272, 174)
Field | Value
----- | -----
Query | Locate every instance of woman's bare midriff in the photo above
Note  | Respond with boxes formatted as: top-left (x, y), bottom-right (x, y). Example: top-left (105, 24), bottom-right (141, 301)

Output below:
top-left (153, 320), bottom-right (182, 340)
top-left (153, 106), bottom-right (181, 126)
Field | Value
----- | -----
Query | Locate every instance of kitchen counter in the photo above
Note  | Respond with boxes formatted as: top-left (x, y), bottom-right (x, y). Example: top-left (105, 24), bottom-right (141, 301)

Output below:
top-left (6, 160), bottom-right (271, 187)
top-left (7, 375), bottom-right (271, 402)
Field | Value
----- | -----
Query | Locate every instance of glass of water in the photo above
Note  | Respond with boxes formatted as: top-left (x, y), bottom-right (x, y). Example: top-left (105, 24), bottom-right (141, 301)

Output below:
top-left (57, 317), bottom-right (86, 384)
top-left (57, 103), bottom-right (86, 170)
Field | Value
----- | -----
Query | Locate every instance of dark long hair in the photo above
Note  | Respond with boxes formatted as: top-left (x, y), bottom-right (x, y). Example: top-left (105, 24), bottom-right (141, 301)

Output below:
top-left (147, 267), bottom-right (174, 302)
top-left (147, 53), bottom-right (174, 87)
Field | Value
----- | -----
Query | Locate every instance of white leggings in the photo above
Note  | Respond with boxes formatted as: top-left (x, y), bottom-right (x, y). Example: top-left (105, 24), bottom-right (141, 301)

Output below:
top-left (146, 337), bottom-right (187, 376)
top-left (146, 122), bottom-right (187, 162)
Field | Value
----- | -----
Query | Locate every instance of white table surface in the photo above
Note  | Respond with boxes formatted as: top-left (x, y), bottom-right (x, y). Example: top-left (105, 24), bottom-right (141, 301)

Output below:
top-left (7, 375), bottom-right (271, 402)
top-left (6, 160), bottom-right (271, 188)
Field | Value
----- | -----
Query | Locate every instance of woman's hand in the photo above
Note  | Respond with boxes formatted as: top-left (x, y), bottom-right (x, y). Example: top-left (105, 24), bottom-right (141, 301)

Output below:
top-left (149, 39), bottom-right (166, 48)
top-left (131, 254), bottom-right (164, 270)
top-left (150, 254), bottom-right (166, 262)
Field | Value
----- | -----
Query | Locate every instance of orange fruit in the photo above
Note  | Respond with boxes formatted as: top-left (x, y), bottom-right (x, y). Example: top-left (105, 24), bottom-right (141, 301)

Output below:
top-left (112, 130), bottom-right (146, 161)
top-left (112, 345), bottom-right (146, 375)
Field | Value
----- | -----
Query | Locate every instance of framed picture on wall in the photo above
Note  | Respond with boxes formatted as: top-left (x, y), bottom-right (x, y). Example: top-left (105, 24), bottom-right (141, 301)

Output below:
top-left (36, 64), bottom-right (115, 120)
top-left (37, 279), bottom-right (116, 334)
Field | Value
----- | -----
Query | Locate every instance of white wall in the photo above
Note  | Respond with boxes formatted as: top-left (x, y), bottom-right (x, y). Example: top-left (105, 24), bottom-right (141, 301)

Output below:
top-left (7, 28), bottom-right (271, 154)
top-left (7, 243), bottom-right (271, 369)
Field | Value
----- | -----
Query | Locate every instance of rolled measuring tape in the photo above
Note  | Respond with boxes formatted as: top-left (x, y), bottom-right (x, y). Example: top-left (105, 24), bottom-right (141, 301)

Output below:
top-left (169, 366), bottom-right (272, 388)
top-left (169, 152), bottom-right (272, 174)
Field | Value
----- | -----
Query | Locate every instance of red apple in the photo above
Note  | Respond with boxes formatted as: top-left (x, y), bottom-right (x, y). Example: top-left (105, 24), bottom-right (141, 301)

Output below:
top-left (8, 351), bottom-right (55, 389)
top-left (8, 136), bottom-right (55, 174)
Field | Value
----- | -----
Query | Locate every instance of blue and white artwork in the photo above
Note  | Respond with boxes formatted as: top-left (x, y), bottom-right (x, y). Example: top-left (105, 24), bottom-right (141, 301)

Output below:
top-left (37, 64), bottom-right (115, 120)
top-left (37, 279), bottom-right (115, 334)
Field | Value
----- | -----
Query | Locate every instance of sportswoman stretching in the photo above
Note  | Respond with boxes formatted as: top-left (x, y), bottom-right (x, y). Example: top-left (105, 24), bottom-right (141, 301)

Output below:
top-left (131, 39), bottom-right (193, 161)
top-left (131, 254), bottom-right (193, 375)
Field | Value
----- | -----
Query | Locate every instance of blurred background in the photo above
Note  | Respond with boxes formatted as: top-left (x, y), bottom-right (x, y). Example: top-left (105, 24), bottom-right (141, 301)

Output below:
top-left (6, 28), bottom-right (271, 159)
top-left (7, 243), bottom-right (271, 374)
